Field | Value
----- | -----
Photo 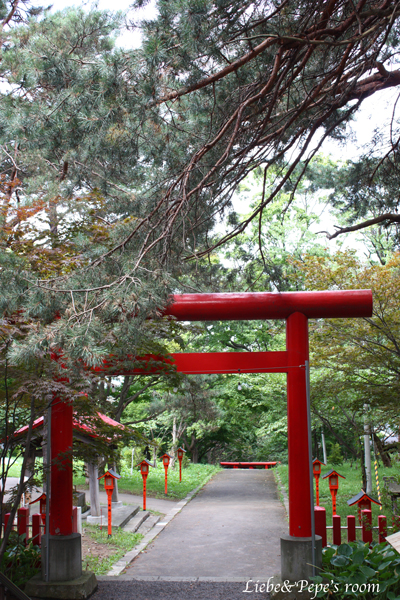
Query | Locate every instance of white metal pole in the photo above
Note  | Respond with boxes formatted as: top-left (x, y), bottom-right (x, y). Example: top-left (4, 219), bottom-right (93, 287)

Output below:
top-left (305, 361), bottom-right (315, 577)
top-left (364, 403), bottom-right (372, 494)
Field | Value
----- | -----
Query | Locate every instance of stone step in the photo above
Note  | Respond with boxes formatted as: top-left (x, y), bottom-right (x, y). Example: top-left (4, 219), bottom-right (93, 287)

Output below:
top-left (86, 504), bottom-right (140, 528)
top-left (136, 513), bottom-right (161, 535)
top-left (123, 510), bottom-right (150, 532)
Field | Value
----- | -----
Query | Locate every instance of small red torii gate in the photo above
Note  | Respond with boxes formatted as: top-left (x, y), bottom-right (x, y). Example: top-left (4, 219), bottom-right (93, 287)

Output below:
top-left (46, 290), bottom-right (372, 585)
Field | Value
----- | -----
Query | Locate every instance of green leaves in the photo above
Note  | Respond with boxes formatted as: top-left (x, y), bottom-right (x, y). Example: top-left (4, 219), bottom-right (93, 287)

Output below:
top-left (314, 542), bottom-right (400, 599)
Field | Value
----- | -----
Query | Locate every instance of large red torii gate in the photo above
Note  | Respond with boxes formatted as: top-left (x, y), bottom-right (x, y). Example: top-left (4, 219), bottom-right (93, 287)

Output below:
top-left (45, 290), bottom-right (372, 586)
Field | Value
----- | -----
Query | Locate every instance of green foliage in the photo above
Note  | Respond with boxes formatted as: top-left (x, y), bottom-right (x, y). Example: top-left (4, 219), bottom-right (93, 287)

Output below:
top-left (0, 533), bottom-right (41, 589)
top-left (312, 542), bottom-right (400, 599)
top-left (277, 460), bottom-right (400, 538)
top-left (83, 524), bottom-right (143, 575)
top-left (75, 461), bottom-right (221, 501)
top-left (328, 443), bottom-right (344, 467)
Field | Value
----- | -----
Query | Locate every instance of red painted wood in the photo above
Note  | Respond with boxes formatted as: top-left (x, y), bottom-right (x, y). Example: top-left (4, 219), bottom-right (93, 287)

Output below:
top-left (287, 312), bottom-right (311, 538)
top-left (4, 513), bottom-right (11, 533)
top-left (347, 515), bottom-right (356, 542)
top-left (220, 461), bottom-right (277, 468)
top-left (50, 399), bottom-right (73, 536)
top-left (31, 514), bottom-right (42, 546)
top-left (378, 515), bottom-right (387, 543)
top-left (17, 507), bottom-right (29, 544)
top-left (314, 506), bottom-right (327, 547)
top-left (72, 507), bottom-right (78, 534)
top-left (164, 290), bottom-right (373, 321)
top-left (104, 351), bottom-right (289, 375)
top-left (362, 509), bottom-right (373, 544)
top-left (333, 514), bottom-right (341, 546)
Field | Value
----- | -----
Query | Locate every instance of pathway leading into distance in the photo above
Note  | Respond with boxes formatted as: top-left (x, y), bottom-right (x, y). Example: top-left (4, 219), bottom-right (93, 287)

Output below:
top-left (121, 468), bottom-right (288, 579)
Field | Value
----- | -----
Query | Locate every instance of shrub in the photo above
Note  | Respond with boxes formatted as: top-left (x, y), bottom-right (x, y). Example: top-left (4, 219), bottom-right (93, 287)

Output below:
top-left (328, 443), bottom-right (344, 466)
top-left (311, 541), bottom-right (400, 599)
top-left (0, 532), bottom-right (41, 589)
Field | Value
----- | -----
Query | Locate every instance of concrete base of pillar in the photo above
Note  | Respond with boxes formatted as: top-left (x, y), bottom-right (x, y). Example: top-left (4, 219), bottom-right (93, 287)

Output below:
top-left (25, 571), bottom-right (97, 600)
top-left (41, 533), bottom-right (82, 582)
top-left (281, 534), bottom-right (322, 582)
top-left (86, 515), bottom-right (104, 525)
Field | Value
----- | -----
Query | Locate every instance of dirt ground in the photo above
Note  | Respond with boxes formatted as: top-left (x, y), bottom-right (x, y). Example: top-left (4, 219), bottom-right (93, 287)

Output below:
top-left (81, 526), bottom-right (112, 564)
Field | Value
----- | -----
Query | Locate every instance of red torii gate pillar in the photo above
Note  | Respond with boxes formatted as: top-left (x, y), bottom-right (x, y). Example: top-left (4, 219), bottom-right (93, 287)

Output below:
top-left (39, 290), bottom-right (372, 589)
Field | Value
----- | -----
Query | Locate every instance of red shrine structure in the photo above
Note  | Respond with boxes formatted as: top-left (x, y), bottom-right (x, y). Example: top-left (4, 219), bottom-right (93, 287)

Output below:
top-left (34, 289), bottom-right (373, 592)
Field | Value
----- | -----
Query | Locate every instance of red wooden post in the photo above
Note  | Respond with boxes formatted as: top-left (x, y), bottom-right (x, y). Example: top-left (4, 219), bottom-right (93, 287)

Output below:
top-left (378, 515), bottom-right (387, 543)
top-left (50, 398), bottom-right (73, 536)
top-left (347, 515), bottom-right (356, 542)
top-left (314, 506), bottom-right (326, 547)
top-left (107, 489), bottom-right (112, 537)
top-left (4, 513), bottom-right (11, 532)
top-left (17, 507), bottom-right (29, 544)
top-left (31, 514), bottom-right (42, 546)
top-left (72, 507), bottom-right (78, 534)
top-left (143, 474), bottom-right (147, 510)
top-left (362, 509), bottom-right (372, 544)
top-left (177, 448), bottom-right (185, 482)
top-left (286, 312), bottom-right (311, 538)
top-left (333, 514), bottom-right (341, 546)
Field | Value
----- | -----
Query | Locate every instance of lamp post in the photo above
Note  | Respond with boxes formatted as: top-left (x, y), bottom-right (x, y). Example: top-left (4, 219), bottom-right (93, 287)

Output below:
top-left (162, 453), bottom-right (173, 495)
top-left (98, 468), bottom-right (121, 537)
top-left (177, 447), bottom-right (186, 483)
top-left (312, 459), bottom-right (325, 506)
top-left (322, 469), bottom-right (345, 516)
top-left (137, 459), bottom-right (154, 510)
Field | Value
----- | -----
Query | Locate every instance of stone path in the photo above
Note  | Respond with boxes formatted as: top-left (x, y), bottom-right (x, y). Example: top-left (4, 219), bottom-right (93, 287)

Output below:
top-left (117, 469), bottom-right (288, 579)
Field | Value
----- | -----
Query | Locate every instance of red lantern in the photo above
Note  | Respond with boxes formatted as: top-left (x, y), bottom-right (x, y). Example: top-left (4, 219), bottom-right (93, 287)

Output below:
top-left (98, 469), bottom-right (121, 537)
top-left (161, 453), bottom-right (173, 495)
top-left (136, 460), bottom-right (154, 510)
top-left (347, 491), bottom-right (381, 525)
top-left (177, 447), bottom-right (186, 483)
top-left (312, 459), bottom-right (325, 506)
top-left (322, 469), bottom-right (345, 516)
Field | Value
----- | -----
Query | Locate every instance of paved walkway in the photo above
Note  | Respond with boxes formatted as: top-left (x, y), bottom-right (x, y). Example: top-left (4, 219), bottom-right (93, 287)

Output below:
top-left (121, 469), bottom-right (287, 579)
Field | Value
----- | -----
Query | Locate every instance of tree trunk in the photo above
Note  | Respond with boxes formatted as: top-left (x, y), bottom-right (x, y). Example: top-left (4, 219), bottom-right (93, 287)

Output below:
top-left (373, 432), bottom-right (392, 467)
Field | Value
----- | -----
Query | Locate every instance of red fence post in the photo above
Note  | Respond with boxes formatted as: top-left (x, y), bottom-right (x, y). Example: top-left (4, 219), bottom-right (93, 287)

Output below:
top-left (362, 509), bottom-right (372, 544)
top-left (4, 513), bottom-right (11, 533)
top-left (347, 515), bottom-right (356, 542)
top-left (378, 515), bottom-right (387, 543)
top-left (72, 507), bottom-right (78, 534)
top-left (314, 506), bottom-right (327, 547)
top-left (333, 514), bottom-right (341, 546)
top-left (31, 514), bottom-right (42, 546)
top-left (17, 507), bottom-right (29, 545)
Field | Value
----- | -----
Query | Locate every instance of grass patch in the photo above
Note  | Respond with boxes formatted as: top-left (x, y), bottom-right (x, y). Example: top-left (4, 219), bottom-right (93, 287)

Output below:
top-left (82, 524), bottom-right (143, 575)
top-left (74, 462), bottom-right (221, 500)
top-left (276, 460), bottom-right (400, 543)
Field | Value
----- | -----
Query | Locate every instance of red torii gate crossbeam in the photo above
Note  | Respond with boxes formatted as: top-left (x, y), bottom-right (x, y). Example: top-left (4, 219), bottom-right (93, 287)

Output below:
top-left (48, 289), bottom-right (372, 582)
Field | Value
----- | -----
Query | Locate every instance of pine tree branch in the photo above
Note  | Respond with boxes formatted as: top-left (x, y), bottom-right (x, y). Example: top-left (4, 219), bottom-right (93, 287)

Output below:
top-left (323, 213), bottom-right (400, 239)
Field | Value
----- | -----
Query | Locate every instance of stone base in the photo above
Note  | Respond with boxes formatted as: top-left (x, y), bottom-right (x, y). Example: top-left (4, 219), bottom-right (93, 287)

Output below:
top-left (281, 534), bottom-right (322, 582)
top-left (42, 534), bottom-right (82, 582)
top-left (25, 571), bottom-right (97, 600)
top-left (86, 515), bottom-right (104, 525)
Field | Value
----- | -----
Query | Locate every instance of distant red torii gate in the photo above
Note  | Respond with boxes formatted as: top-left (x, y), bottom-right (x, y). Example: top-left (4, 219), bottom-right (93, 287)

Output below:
top-left (48, 290), bottom-right (372, 583)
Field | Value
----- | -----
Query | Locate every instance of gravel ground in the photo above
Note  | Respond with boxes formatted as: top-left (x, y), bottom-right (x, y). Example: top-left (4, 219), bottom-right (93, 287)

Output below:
top-left (91, 580), bottom-right (271, 600)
